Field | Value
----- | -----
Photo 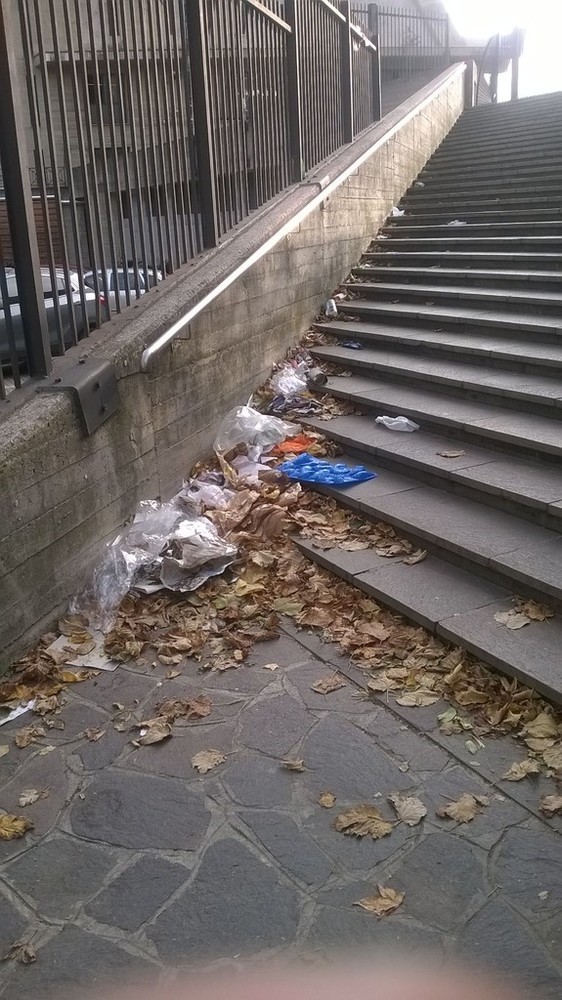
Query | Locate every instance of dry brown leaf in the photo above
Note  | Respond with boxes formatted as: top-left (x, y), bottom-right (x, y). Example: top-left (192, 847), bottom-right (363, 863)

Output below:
top-left (354, 885), bottom-right (405, 917)
top-left (523, 712), bottom-right (559, 740)
top-left (136, 718), bottom-right (172, 746)
top-left (2, 939), bottom-right (36, 964)
top-left (112, 708), bottom-right (134, 732)
top-left (18, 788), bottom-right (49, 807)
top-left (494, 610), bottom-right (529, 630)
top-left (436, 793), bottom-right (489, 823)
top-left (539, 794), bottom-right (562, 817)
top-left (311, 675), bottom-right (345, 695)
top-left (437, 449), bottom-right (466, 458)
top-left (403, 549), bottom-right (428, 566)
top-left (14, 725), bottom-right (45, 749)
top-left (542, 745), bottom-right (562, 772)
top-left (262, 663), bottom-right (280, 672)
top-left (515, 599), bottom-right (554, 622)
top-left (388, 792), bottom-right (427, 827)
top-left (34, 745), bottom-right (55, 757)
top-left (165, 668), bottom-right (182, 680)
top-left (272, 597), bottom-right (304, 617)
top-left (156, 696), bottom-right (212, 722)
top-left (58, 613), bottom-right (89, 636)
top-left (525, 737), bottom-right (556, 752)
top-left (33, 695), bottom-right (59, 716)
top-left (395, 689), bottom-right (440, 708)
top-left (281, 758), bottom-right (305, 772)
top-left (502, 759), bottom-right (541, 781)
top-left (0, 814), bottom-right (34, 840)
top-left (334, 804), bottom-right (394, 840)
top-left (318, 791), bottom-right (337, 809)
top-left (367, 674), bottom-right (403, 693)
top-left (339, 539), bottom-right (371, 552)
top-left (84, 728), bottom-right (106, 742)
top-left (191, 749), bottom-right (226, 774)
top-left (0, 745), bottom-right (9, 759)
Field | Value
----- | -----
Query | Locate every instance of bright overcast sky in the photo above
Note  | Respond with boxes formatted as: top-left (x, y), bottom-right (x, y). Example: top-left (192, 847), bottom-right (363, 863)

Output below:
top-left (444, 0), bottom-right (562, 99)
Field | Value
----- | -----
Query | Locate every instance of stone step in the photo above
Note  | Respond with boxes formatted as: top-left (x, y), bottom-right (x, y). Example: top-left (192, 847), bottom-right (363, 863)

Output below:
top-left (315, 318), bottom-right (562, 370)
top-left (352, 266), bottom-right (562, 290)
top-left (413, 170), bottom-right (562, 193)
top-left (343, 280), bottom-right (562, 315)
top-left (336, 298), bottom-right (562, 339)
top-left (391, 209), bottom-right (562, 224)
top-left (428, 147), bottom-right (562, 170)
top-left (303, 413), bottom-right (562, 528)
top-left (373, 237), bottom-right (562, 252)
top-left (309, 373), bottom-right (562, 458)
top-left (292, 454), bottom-right (562, 606)
top-left (382, 222), bottom-right (562, 238)
top-left (362, 251), bottom-right (562, 271)
top-left (406, 185), bottom-right (562, 204)
top-left (422, 157), bottom-right (562, 180)
top-left (401, 195), bottom-right (562, 214)
top-left (295, 536), bottom-right (562, 703)
top-left (311, 344), bottom-right (562, 413)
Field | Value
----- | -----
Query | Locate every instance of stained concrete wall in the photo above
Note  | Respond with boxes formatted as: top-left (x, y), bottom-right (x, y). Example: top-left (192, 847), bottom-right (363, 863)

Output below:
top-left (0, 65), bottom-right (466, 670)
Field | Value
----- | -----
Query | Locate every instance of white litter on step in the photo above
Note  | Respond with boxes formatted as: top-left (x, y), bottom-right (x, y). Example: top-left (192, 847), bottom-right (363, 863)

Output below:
top-left (325, 298), bottom-right (338, 317)
top-left (448, 219), bottom-right (467, 226)
top-left (46, 631), bottom-right (119, 672)
top-left (390, 206), bottom-right (405, 217)
top-left (375, 415), bottom-right (420, 432)
top-left (0, 701), bottom-right (36, 727)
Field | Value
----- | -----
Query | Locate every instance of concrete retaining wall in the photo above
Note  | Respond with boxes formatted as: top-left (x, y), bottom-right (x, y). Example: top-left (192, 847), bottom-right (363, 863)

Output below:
top-left (0, 65), bottom-right (466, 670)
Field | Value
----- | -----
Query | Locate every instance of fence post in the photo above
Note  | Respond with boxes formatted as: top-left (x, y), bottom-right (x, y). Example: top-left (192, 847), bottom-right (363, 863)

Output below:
top-left (368, 5), bottom-right (382, 122)
top-left (285, 0), bottom-right (304, 181)
top-left (340, 1), bottom-right (354, 143)
top-left (0, 0), bottom-right (51, 376)
top-left (184, 0), bottom-right (219, 248)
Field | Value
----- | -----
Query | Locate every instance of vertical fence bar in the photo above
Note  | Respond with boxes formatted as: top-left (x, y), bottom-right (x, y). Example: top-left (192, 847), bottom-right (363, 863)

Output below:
top-left (285, 0), bottom-right (303, 182)
top-left (185, 0), bottom-right (218, 248)
top-left (340, 1), bottom-right (354, 143)
top-left (0, 0), bottom-right (51, 376)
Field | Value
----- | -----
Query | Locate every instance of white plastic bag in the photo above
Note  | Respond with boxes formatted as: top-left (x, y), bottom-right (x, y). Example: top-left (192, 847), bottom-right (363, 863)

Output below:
top-left (271, 366), bottom-right (308, 398)
top-left (375, 415), bottom-right (420, 432)
top-left (390, 206), bottom-right (405, 217)
top-left (213, 405), bottom-right (297, 461)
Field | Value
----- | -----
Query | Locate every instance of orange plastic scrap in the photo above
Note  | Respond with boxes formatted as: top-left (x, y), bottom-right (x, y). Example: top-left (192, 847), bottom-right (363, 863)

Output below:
top-left (271, 434), bottom-right (317, 456)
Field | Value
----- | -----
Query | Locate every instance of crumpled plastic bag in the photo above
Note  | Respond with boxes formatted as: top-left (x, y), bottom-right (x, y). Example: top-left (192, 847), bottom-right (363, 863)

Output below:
top-left (183, 478), bottom-right (235, 510)
top-left (159, 518), bottom-right (237, 592)
top-left (214, 405), bottom-right (297, 462)
top-left (270, 365), bottom-right (308, 399)
top-left (375, 415), bottom-right (419, 432)
top-left (278, 453), bottom-right (376, 486)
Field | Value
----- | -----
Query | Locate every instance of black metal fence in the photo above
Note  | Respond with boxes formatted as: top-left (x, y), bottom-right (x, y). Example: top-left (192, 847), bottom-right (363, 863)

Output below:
top-left (0, 0), bottom-right (446, 401)
top-left (351, 3), bottom-right (449, 82)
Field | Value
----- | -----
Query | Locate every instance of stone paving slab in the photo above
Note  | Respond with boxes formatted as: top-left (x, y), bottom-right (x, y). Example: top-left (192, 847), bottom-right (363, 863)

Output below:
top-left (0, 628), bottom-right (560, 1000)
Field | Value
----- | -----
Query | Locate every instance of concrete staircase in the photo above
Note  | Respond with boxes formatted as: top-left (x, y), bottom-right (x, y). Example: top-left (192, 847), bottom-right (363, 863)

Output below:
top-left (297, 93), bottom-right (562, 703)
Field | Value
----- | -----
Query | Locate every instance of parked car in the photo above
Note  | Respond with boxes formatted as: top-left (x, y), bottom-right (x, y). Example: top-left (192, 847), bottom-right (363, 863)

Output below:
top-left (0, 267), bottom-right (98, 366)
top-left (83, 266), bottom-right (162, 311)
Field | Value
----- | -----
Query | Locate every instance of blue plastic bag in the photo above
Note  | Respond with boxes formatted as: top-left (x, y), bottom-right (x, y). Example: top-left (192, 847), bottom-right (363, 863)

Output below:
top-left (278, 453), bottom-right (376, 486)
top-left (340, 340), bottom-right (365, 350)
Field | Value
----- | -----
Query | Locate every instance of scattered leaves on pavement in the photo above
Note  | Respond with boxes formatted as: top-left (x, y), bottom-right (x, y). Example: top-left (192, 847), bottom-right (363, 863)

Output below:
top-left (281, 758), bottom-right (306, 772)
top-left (539, 794), bottom-right (562, 817)
top-left (354, 885), bottom-right (405, 917)
top-left (311, 675), bottom-right (345, 695)
top-left (388, 792), bottom-right (427, 827)
top-left (18, 788), bottom-right (49, 807)
top-left (395, 688), bottom-right (441, 707)
top-left (2, 939), bottom-right (36, 964)
top-left (0, 814), bottom-right (34, 840)
top-left (191, 749), bottom-right (226, 773)
top-left (155, 695), bottom-right (212, 722)
top-left (334, 804), bottom-right (394, 839)
top-left (318, 791), bottom-right (336, 808)
top-left (436, 793), bottom-right (489, 823)
top-left (502, 759), bottom-right (541, 781)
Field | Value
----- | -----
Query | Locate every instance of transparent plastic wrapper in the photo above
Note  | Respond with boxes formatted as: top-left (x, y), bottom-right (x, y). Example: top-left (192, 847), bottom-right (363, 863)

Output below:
top-left (231, 454), bottom-right (274, 484)
top-left (159, 518), bottom-right (237, 592)
top-left (375, 415), bottom-right (420, 432)
top-left (184, 478), bottom-right (235, 510)
top-left (270, 366), bottom-right (308, 398)
top-left (325, 298), bottom-right (338, 318)
top-left (213, 405), bottom-right (297, 461)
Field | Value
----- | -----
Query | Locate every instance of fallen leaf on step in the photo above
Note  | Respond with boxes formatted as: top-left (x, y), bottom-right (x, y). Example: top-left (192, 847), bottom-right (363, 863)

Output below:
top-left (502, 759), bottom-right (541, 781)
top-left (18, 788), bottom-right (49, 807)
top-left (403, 548), bottom-right (428, 566)
top-left (272, 598), bottom-right (304, 617)
top-left (525, 737), bottom-right (555, 752)
top-left (262, 663), bottom-right (280, 672)
top-left (395, 688), bottom-right (440, 707)
top-left (281, 758), bottom-right (305, 771)
top-left (311, 675), bottom-right (345, 695)
top-left (318, 791), bottom-right (336, 809)
top-left (191, 749), bottom-right (226, 774)
top-left (540, 794), bottom-right (562, 817)
top-left (354, 885), bottom-right (405, 917)
top-left (2, 939), bottom-right (36, 964)
top-left (494, 610), bottom-right (530, 630)
top-left (388, 792), bottom-right (427, 827)
top-left (134, 718), bottom-right (172, 746)
top-left (523, 713), bottom-right (559, 740)
top-left (436, 792), bottom-right (488, 823)
top-left (437, 449), bottom-right (466, 458)
top-left (84, 728), bottom-right (105, 742)
top-left (334, 804), bottom-right (394, 839)
top-left (515, 599), bottom-right (554, 622)
top-left (367, 674), bottom-right (403, 693)
top-left (165, 668), bottom-right (182, 680)
top-left (0, 814), bottom-right (34, 840)
top-left (339, 539), bottom-right (371, 551)
top-left (0, 745), bottom-right (9, 759)
top-left (14, 725), bottom-right (45, 749)
top-left (542, 745), bottom-right (562, 773)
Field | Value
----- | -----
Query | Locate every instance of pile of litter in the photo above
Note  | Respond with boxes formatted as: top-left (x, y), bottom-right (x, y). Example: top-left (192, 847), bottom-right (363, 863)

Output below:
top-left (2, 326), bottom-right (561, 792)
